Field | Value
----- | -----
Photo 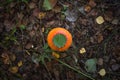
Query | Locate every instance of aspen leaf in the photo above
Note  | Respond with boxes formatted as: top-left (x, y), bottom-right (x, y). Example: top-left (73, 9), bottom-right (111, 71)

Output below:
top-left (53, 34), bottom-right (66, 48)
top-left (85, 58), bottom-right (97, 72)
top-left (98, 68), bottom-right (106, 76)
top-left (42, 27), bottom-right (45, 32)
top-left (38, 12), bottom-right (46, 19)
top-left (52, 52), bottom-right (60, 58)
top-left (96, 16), bottom-right (104, 24)
top-left (43, 0), bottom-right (52, 10)
top-left (80, 48), bottom-right (86, 54)
top-left (18, 61), bottom-right (23, 67)
top-left (9, 66), bottom-right (18, 73)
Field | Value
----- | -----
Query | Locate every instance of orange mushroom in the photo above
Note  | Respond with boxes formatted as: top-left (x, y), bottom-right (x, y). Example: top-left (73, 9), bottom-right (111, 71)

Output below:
top-left (47, 27), bottom-right (72, 51)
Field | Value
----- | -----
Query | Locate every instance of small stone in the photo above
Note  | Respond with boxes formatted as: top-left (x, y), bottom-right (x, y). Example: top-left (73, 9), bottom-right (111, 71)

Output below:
top-left (25, 43), bottom-right (33, 49)
top-left (112, 19), bottom-right (119, 25)
top-left (111, 64), bottom-right (120, 71)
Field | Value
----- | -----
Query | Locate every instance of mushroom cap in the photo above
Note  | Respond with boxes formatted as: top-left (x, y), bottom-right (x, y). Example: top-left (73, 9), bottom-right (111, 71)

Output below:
top-left (47, 27), bottom-right (72, 51)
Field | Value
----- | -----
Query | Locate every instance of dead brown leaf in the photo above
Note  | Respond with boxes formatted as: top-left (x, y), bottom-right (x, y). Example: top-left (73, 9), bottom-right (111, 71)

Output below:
top-left (53, 68), bottom-right (60, 80)
top-left (32, 8), bottom-right (40, 17)
top-left (4, 20), bottom-right (13, 31)
top-left (97, 33), bottom-right (103, 43)
top-left (9, 54), bottom-right (16, 62)
top-left (25, 43), bottom-right (33, 49)
top-left (29, 30), bottom-right (35, 37)
top-left (86, 9), bottom-right (98, 17)
top-left (38, 12), bottom-right (46, 19)
top-left (49, 0), bottom-right (58, 8)
top-left (9, 66), bottom-right (18, 73)
top-left (84, 5), bottom-right (91, 12)
top-left (88, 0), bottom-right (96, 7)
top-left (1, 52), bottom-right (10, 64)
top-left (17, 12), bottom-right (24, 20)
top-left (29, 2), bottom-right (36, 9)
top-left (79, 18), bottom-right (88, 26)
top-left (104, 11), bottom-right (113, 22)
top-left (97, 58), bottom-right (103, 65)
top-left (52, 6), bottom-right (61, 13)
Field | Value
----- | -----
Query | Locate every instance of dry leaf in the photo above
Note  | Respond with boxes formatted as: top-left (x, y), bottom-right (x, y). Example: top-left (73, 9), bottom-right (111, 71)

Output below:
top-left (49, 0), bottom-right (58, 8)
top-left (98, 69), bottom-right (106, 76)
top-left (52, 6), bottom-right (61, 13)
top-left (96, 16), bottom-right (104, 24)
top-left (97, 34), bottom-right (103, 43)
top-left (84, 5), bottom-right (91, 12)
top-left (104, 11), bottom-right (113, 22)
top-left (18, 61), bottom-right (23, 67)
top-left (38, 12), bottom-right (46, 19)
top-left (89, 0), bottom-right (96, 7)
top-left (97, 58), bottom-right (103, 65)
top-left (9, 54), bottom-right (16, 62)
top-left (25, 43), bottom-right (33, 49)
top-left (29, 2), bottom-right (36, 9)
top-left (29, 30), bottom-right (35, 37)
top-left (9, 66), bottom-right (18, 73)
top-left (32, 8), bottom-right (40, 17)
top-left (80, 48), bottom-right (86, 54)
top-left (1, 53), bottom-right (10, 64)
top-left (42, 27), bottom-right (45, 32)
top-left (52, 52), bottom-right (60, 58)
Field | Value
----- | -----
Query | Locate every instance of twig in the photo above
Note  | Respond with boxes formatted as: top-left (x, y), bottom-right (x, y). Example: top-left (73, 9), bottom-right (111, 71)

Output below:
top-left (55, 58), bottom-right (95, 80)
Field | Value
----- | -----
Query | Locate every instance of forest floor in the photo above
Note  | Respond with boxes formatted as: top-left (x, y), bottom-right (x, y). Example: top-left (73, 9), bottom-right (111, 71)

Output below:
top-left (0, 0), bottom-right (120, 80)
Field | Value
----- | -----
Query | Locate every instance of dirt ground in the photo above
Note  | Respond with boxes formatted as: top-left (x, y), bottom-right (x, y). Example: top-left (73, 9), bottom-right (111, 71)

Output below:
top-left (0, 0), bottom-right (120, 80)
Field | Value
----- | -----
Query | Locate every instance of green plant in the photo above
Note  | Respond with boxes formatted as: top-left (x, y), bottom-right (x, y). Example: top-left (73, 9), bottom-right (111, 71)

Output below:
top-left (32, 43), bottom-right (52, 65)
top-left (0, 27), bottom-right (17, 47)
top-left (55, 58), bottom-right (95, 80)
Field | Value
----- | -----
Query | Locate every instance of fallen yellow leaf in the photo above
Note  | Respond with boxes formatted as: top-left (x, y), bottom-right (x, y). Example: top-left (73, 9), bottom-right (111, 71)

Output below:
top-left (18, 61), bottom-right (23, 67)
top-left (38, 12), bottom-right (46, 19)
top-left (96, 16), bottom-right (104, 24)
top-left (52, 52), bottom-right (60, 58)
top-left (98, 68), bottom-right (106, 76)
top-left (80, 48), bottom-right (86, 54)
top-left (42, 27), bottom-right (45, 32)
top-left (9, 66), bottom-right (18, 73)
